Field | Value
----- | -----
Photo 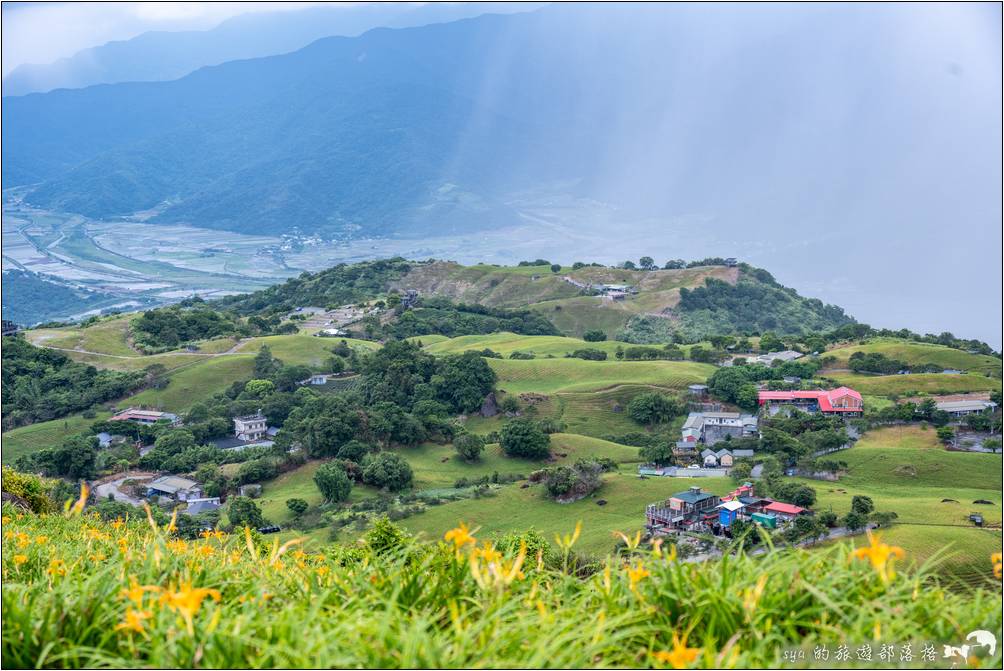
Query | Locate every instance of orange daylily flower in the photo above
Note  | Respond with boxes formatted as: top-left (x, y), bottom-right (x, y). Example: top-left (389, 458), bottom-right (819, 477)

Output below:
top-left (850, 531), bottom-right (905, 583)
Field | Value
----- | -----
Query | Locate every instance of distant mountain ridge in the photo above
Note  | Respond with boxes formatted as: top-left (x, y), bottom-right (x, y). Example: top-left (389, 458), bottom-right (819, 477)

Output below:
top-left (1, 3), bottom-right (539, 96)
top-left (214, 258), bottom-right (855, 339)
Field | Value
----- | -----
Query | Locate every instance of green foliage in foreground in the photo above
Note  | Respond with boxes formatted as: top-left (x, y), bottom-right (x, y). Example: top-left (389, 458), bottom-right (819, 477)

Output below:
top-left (2, 504), bottom-right (1002, 669)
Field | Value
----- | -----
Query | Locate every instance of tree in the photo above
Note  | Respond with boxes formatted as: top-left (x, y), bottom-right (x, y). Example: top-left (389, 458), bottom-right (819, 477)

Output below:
top-left (819, 510), bottom-right (838, 528)
top-left (361, 453), bottom-right (413, 491)
top-left (314, 461), bottom-right (353, 502)
top-left (639, 256), bottom-right (655, 270)
top-left (936, 426), bottom-right (955, 444)
top-left (254, 345), bottom-right (280, 378)
top-left (244, 379), bottom-right (276, 398)
top-left (758, 332), bottom-right (784, 353)
top-left (639, 442), bottom-right (674, 466)
top-left (286, 498), bottom-right (308, 517)
top-left (335, 440), bottom-right (372, 463)
top-left (499, 418), bottom-right (551, 459)
top-left (622, 260), bottom-right (636, 270)
top-left (843, 511), bottom-right (867, 532)
top-left (850, 495), bottom-right (874, 515)
top-left (228, 496), bottom-right (264, 528)
top-left (729, 461), bottom-right (753, 483)
top-left (550, 263), bottom-right (562, 274)
top-left (582, 329), bottom-right (607, 342)
top-left (735, 384), bottom-right (759, 409)
top-left (454, 433), bottom-right (485, 462)
top-left (237, 458), bottom-right (278, 485)
top-left (627, 392), bottom-right (679, 426)
top-left (432, 352), bottom-right (497, 414)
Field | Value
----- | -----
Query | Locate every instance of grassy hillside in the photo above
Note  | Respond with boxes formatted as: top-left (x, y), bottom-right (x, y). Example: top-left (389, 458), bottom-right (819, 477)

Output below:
top-left (489, 358), bottom-right (714, 395)
top-left (824, 337), bottom-right (1002, 376)
top-left (27, 314), bottom-right (137, 356)
top-left (402, 472), bottom-right (732, 557)
top-left (797, 426), bottom-right (1002, 578)
top-left (827, 371), bottom-right (1002, 396)
top-left (121, 355), bottom-right (255, 412)
top-left (1, 411), bottom-right (111, 465)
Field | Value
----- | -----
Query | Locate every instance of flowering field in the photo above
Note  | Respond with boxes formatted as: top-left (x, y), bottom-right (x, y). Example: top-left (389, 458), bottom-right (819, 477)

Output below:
top-left (2, 498), bottom-right (1002, 669)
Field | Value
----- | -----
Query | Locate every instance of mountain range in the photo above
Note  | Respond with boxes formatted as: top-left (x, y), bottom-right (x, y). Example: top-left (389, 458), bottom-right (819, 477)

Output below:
top-left (1, 3), bottom-right (539, 97)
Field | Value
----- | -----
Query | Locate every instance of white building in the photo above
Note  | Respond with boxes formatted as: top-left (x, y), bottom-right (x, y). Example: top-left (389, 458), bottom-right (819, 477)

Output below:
top-left (935, 400), bottom-right (998, 417)
top-left (233, 413), bottom-right (268, 441)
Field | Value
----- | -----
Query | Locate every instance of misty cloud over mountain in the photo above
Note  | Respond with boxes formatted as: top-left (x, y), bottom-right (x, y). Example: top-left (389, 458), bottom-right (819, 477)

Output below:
top-left (2, 3), bottom-right (1000, 343)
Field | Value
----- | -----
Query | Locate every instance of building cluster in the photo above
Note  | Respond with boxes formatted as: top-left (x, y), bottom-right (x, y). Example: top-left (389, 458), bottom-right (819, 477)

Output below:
top-left (672, 411), bottom-right (758, 465)
top-left (645, 483), bottom-right (808, 535)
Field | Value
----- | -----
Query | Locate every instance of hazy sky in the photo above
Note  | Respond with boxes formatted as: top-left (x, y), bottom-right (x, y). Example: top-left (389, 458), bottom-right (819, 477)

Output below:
top-left (1, 2), bottom-right (363, 75)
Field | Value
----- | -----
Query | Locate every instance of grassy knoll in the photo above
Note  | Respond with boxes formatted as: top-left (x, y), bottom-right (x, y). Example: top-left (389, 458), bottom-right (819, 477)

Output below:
top-left (825, 338), bottom-right (1002, 377)
top-left (26, 314), bottom-right (136, 356)
top-left (828, 371), bottom-right (1002, 396)
top-left (240, 334), bottom-right (379, 369)
top-left (256, 461), bottom-right (378, 525)
top-left (401, 472), bottom-right (731, 557)
top-left (422, 332), bottom-right (627, 357)
top-left (852, 424), bottom-right (943, 450)
top-left (489, 358), bottom-right (714, 395)
top-left (122, 355), bottom-right (255, 412)
top-left (1, 411), bottom-right (111, 465)
top-left (556, 386), bottom-right (684, 438)
top-left (41, 350), bottom-right (208, 373)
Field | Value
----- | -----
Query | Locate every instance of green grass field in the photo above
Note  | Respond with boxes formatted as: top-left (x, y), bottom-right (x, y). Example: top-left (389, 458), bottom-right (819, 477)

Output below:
top-left (828, 371), bottom-right (1002, 396)
top-left (825, 338), bottom-right (1002, 377)
top-left (422, 332), bottom-right (628, 357)
top-left (1, 411), bottom-right (112, 465)
top-left (797, 426), bottom-right (1003, 576)
top-left (27, 315), bottom-right (137, 356)
top-left (240, 334), bottom-right (379, 369)
top-left (122, 355), bottom-right (255, 412)
top-left (489, 358), bottom-right (714, 395)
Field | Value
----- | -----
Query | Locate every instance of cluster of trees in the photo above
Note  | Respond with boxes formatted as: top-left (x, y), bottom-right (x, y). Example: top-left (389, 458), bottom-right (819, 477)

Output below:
top-left (615, 344), bottom-right (685, 361)
top-left (540, 458), bottom-right (615, 501)
top-left (566, 348), bottom-right (607, 361)
top-left (1, 337), bottom-right (147, 429)
top-left (627, 392), bottom-right (682, 427)
top-left (131, 305), bottom-right (244, 348)
top-left (676, 277), bottom-right (853, 338)
top-left (383, 297), bottom-right (560, 339)
top-left (846, 352), bottom-right (938, 375)
top-left (217, 258), bottom-right (414, 316)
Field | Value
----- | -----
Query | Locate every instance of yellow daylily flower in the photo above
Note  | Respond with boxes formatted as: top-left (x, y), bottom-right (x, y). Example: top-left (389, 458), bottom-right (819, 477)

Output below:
top-left (115, 608), bottom-right (151, 635)
top-left (849, 531), bottom-right (905, 583)
top-left (444, 522), bottom-right (477, 551)
top-left (654, 633), bottom-right (702, 669)
top-left (159, 581), bottom-right (222, 635)
top-left (13, 554), bottom-right (28, 566)
top-left (626, 561), bottom-right (650, 591)
top-left (992, 553), bottom-right (1002, 580)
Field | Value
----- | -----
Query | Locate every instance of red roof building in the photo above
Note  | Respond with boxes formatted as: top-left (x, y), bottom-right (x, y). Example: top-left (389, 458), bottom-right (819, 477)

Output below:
top-left (763, 501), bottom-right (807, 517)
top-left (757, 387), bottom-right (862, 414)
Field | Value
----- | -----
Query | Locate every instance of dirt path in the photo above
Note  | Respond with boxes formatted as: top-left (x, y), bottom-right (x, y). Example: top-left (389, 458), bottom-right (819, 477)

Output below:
top-left (93, 472), bottom-right (156, 506)
top-left (35, 338), bottom-right (251, 360)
